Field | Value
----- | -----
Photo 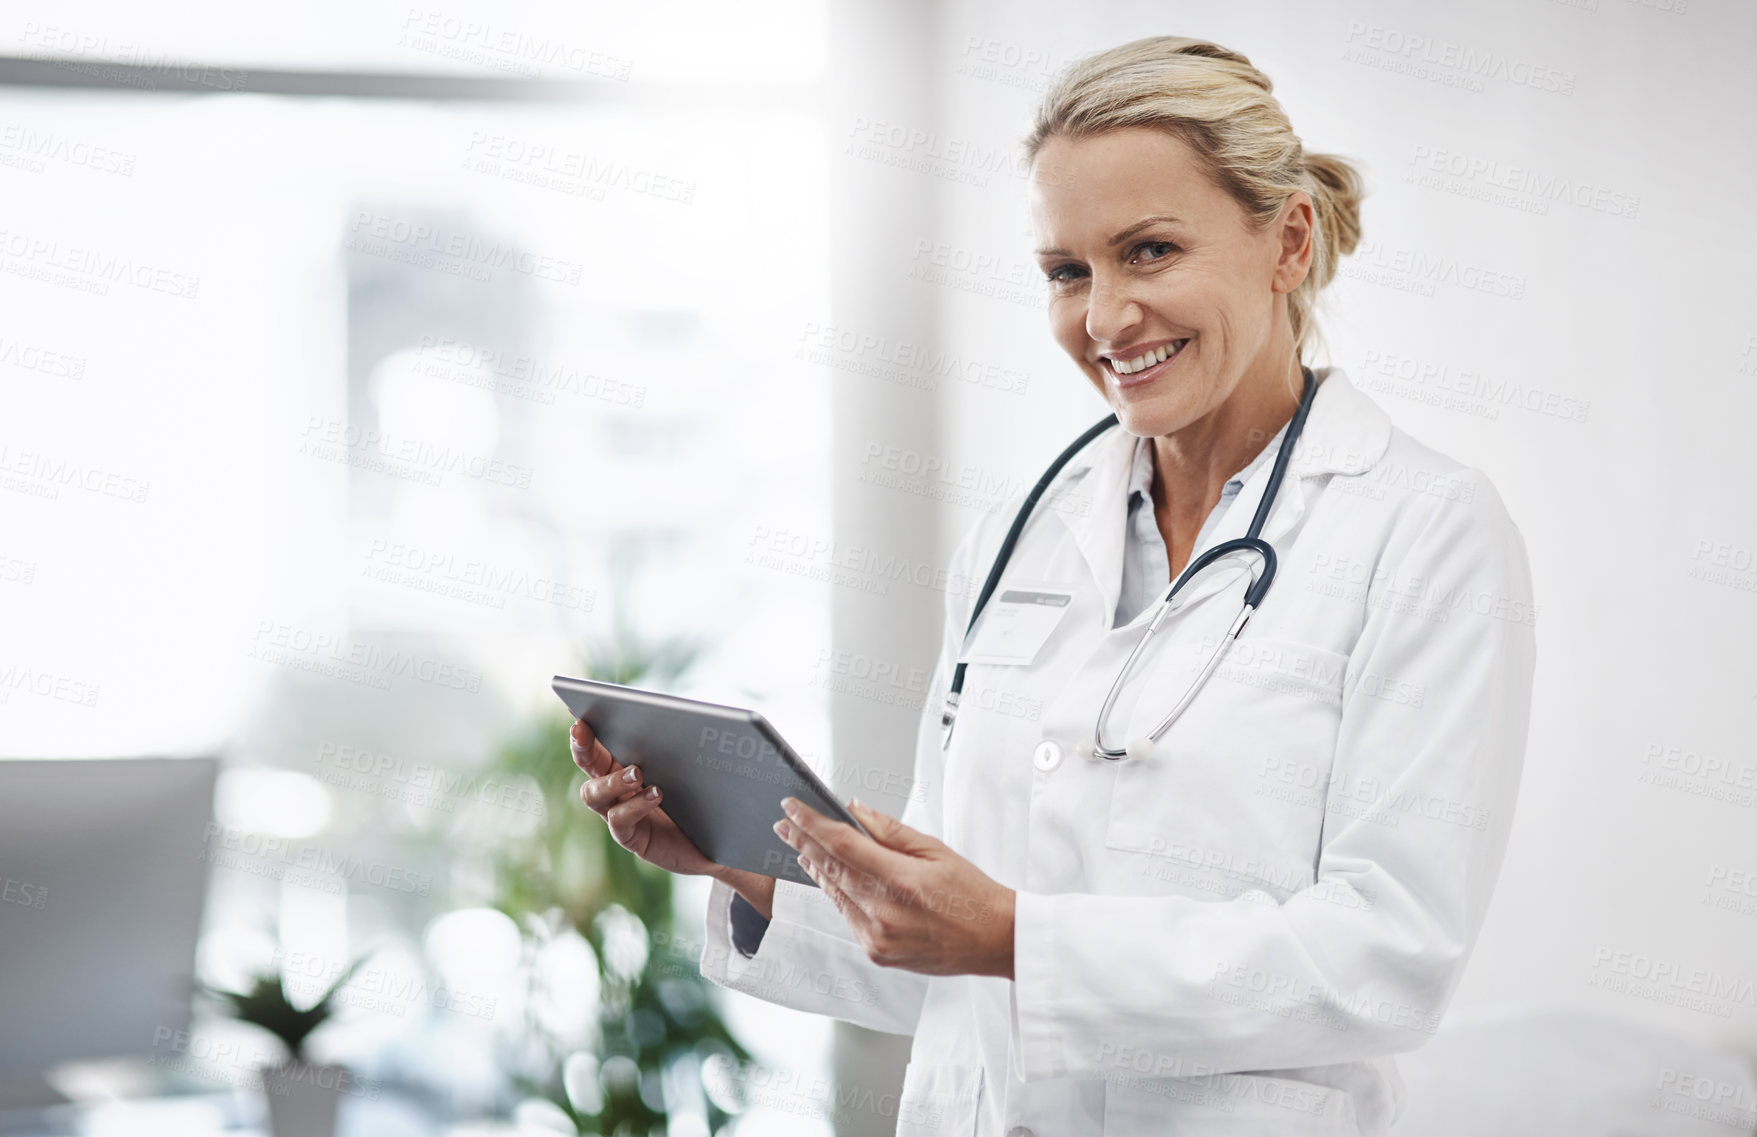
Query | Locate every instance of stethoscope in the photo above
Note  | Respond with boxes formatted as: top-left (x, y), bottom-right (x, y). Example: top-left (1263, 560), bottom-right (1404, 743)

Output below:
top-left (940, 364), bottom-right (1319, 761)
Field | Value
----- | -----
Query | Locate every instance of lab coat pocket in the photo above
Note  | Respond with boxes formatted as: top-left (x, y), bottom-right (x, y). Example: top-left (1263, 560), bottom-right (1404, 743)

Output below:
top-left (1104, 636), bottom-right (1349, 898)
top-left (1103, 1070), bottom-right (1361, 1134)
top-left (895, 1061), bottom-right (984, 1136)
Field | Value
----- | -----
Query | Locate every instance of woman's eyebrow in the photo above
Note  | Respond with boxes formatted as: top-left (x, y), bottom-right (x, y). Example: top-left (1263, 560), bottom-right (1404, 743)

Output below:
top-left (1107, 215), bottom-right (1184, 246)
top-left (1034, 214), bottom-right (1186, 258)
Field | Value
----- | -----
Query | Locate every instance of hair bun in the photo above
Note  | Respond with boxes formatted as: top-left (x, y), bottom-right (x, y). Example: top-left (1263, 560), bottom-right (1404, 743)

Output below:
top-left (1303, 152), bottom-right (1364, 260)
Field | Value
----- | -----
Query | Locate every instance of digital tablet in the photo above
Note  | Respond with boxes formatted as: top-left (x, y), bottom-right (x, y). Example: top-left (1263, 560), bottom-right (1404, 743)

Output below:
top-left (552, 675), bottom-right (871, 888)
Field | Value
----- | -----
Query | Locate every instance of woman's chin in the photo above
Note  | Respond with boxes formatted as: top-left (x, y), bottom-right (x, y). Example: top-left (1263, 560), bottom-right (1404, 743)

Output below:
top-left (1108, 388), bottom-right (1201, 439)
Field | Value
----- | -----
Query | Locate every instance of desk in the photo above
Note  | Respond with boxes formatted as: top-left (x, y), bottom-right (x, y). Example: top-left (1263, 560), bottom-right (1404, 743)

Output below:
top-left (0, 1088), bottom-right (453, 1137)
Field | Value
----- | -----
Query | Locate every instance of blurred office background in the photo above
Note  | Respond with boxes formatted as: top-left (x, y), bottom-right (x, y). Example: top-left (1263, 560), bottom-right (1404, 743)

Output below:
top-left (1, 1), bottom-right (1755, 1135)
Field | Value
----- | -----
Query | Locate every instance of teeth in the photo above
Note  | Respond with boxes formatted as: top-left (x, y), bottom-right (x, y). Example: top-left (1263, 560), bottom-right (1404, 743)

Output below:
top-left (1110, 340), bottom-right (1186, 375)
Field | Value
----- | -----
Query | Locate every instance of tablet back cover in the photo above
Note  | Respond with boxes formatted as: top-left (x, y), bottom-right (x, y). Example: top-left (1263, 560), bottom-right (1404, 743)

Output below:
top-left (554, 677), bottom-right (854, 887)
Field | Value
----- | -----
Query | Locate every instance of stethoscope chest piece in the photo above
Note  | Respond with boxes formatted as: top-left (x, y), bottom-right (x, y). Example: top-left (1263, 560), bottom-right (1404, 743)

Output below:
top-left (1075, 736), bottom-right (1157, 762)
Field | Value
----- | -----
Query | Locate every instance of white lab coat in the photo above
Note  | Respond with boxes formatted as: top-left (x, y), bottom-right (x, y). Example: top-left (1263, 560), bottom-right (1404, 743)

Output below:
top-left (699, 366), bottom-right (1537, 1136)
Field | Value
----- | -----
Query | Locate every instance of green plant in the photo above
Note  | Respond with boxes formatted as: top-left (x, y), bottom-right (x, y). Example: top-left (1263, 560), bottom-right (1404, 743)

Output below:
top-left (485, 623), bottom-right (752, 1135)
top-left (199, 958), bottom-right (367, 1063)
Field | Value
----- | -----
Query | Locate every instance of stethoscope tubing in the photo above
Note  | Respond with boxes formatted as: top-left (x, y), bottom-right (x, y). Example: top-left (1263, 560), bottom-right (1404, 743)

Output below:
top-left (940, 411), bottom-right (1118, 746)
top-left (942, 366), bottom-right (1319, 755)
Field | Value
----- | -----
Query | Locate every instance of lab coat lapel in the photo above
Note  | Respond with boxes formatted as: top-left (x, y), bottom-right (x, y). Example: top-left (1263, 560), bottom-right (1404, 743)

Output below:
top-left (1063, 424), bottom-right (1141, 625)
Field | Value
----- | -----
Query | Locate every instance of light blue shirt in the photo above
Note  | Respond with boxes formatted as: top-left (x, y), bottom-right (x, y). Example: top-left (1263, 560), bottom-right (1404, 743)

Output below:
top-left (1114, 421), bottom-right (1289, 628)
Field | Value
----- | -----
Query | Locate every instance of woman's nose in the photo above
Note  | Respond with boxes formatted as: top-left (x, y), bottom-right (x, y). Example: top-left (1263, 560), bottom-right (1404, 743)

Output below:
top-left (1083, 273), bottom-right (1144, 345)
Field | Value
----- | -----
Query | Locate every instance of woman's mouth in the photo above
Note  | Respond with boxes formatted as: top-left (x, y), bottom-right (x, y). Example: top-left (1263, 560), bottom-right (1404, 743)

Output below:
top-left (1101, 338), bottom-right (1190, 387)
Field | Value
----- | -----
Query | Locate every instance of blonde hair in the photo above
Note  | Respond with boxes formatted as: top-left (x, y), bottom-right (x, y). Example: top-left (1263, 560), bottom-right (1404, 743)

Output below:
top-left (1025, 36), bottom-right (1364, 372)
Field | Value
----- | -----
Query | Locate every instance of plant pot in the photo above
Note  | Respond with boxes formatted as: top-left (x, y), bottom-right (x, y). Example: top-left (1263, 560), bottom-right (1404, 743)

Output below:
top-left (260, 1061), bottom-right (346, 1137)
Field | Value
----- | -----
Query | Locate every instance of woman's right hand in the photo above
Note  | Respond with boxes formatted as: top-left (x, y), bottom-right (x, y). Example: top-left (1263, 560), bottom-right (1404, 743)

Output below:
top-left (571, 718), bottom-right (720, 879)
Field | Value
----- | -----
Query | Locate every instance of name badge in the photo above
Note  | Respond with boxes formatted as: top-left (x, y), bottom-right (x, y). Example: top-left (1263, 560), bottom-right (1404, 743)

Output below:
top-left (957, 586), bottom-right (1075, 667)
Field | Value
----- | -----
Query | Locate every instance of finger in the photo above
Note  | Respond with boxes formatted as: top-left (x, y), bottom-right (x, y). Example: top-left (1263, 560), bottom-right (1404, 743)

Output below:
top-left (778, 804), bottom-right (859, 884)
top-left (580, 776), bottom-right (644, 815)
top-left (582, 764), bottom-right (644, 812)
top-left (786, 825), bottom-right (878, 903)
top-left (848, 798), bottom-right (938, 855)
top-left (569, 717), bottom-right (597, 763)
top-left (782, 797), bottom-right (897, 881)
top-left (570, 719), bottom-right (618, 777)
top-left (779, 820), bottom-right (833, 876)
top-left (580, 777), bottom-right (645, 816)
top-left (805, 859), bottom-right (881, 949)
top-left (604, 784), bottom-right (665, 846)
top-left (801, 849), bottom-right (855, 910)
top-left (570, 718), bottom-right (622, 777)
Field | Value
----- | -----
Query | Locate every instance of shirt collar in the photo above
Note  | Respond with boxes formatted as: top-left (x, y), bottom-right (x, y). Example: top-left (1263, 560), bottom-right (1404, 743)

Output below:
top-left (1123, 419), bottom-right (1290, 507)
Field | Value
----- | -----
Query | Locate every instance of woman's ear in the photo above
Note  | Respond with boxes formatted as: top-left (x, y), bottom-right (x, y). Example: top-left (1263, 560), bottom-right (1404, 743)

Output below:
top-left (1272, 192), bottom-right (1316, 295)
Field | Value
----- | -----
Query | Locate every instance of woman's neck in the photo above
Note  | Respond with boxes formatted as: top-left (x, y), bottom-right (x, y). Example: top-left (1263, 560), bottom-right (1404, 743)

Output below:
top-left (1147, 355), bottom-right (1307, 577)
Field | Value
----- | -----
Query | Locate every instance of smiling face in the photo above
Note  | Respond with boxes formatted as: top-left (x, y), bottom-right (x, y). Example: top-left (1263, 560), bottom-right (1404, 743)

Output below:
top-left (1030, 127), bottom-right (1313, 440)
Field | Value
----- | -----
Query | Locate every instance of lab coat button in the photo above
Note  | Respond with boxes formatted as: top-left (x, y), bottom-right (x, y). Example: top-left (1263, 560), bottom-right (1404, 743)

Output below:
top-left (1032, 741), bottom-right (1062, 772)
top-left (1007, 1128), bottom-right (1034, 1137)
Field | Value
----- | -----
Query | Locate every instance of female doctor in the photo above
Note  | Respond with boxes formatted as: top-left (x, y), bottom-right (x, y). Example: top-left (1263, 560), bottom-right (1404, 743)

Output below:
top-left (571, 35), bottom-right (1536, 1137)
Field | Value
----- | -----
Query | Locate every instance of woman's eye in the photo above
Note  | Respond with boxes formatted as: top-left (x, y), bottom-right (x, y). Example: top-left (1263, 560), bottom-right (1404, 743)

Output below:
top-left (1134, 241), bottom-right (1178, 263)
top-left (1043, 264), bottom-right (1086, 284)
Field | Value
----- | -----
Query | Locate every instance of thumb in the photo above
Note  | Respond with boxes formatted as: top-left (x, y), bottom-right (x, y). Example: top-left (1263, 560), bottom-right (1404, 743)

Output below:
top-left (849, 798), bottom-right (938, 854)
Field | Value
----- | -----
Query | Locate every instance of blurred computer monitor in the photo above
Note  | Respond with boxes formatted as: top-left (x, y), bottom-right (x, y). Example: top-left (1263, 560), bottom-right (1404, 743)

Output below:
top-left (0, 757), bottom-right (218, 1105)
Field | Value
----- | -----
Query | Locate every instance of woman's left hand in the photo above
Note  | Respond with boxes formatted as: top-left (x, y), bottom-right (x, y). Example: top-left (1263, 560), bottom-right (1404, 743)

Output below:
top-left (773, 797), bottom-right (1015, 980)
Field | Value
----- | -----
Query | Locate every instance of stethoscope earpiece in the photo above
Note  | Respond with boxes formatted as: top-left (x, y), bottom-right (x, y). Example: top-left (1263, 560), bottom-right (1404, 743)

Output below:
top-left (1075, 738), bottom-right (1098, 761)
top-left (1126, 738), bottom-right (1154, 762)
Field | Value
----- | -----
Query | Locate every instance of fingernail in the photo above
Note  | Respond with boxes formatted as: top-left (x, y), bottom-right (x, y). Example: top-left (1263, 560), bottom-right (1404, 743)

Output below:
top-left (849, 796), bottom-right (865, 812)
top-left (623, 767), bottom-right (640, 785)
top-left (798, 855), bottom-right (813, 874)
top-left (781, 798), bottom-right (798, 818)
top-left (645, 785), bottom-right (659, 800)
top-left (772, 819), bottom-right (791, 841)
